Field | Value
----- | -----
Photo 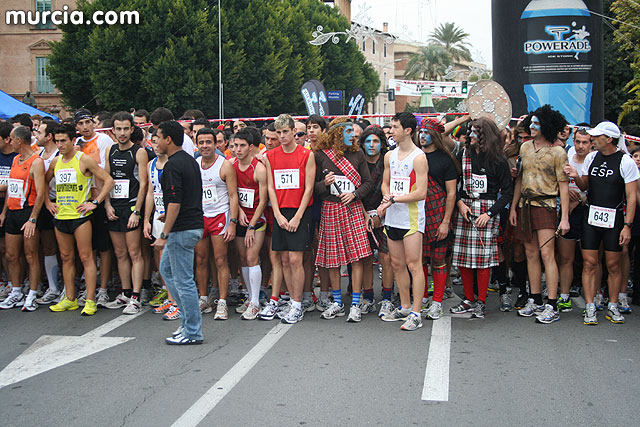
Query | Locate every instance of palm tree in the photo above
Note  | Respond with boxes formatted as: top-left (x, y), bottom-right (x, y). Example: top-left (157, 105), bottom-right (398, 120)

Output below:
top-left (429, 22), bottom-right (472, 63)
top-left (403, 43), bottom-right (453, 80)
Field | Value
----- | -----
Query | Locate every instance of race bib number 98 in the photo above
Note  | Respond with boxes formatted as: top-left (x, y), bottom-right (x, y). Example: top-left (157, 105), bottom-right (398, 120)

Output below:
top-left (274, 169), bottom-right (300, 190)
top-left (588, 205), bottom-right (616, 229)
top-left (330, 176), bottom-right (355, 196)
top-left (390, 176), bottom-right (410, 196)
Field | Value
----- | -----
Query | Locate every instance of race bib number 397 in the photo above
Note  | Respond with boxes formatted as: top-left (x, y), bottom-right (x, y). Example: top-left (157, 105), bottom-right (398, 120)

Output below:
top-left (588, 205), bottom-right (616, 229)
top-left (274, 169), bottom-right (300, 190)
top-left (56, 168), bottom-right (78, 185)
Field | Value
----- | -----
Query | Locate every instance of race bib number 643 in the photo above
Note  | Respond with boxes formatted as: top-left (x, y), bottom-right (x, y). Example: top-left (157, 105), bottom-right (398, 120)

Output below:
top-left (588, 205), bottom-right (616, 229)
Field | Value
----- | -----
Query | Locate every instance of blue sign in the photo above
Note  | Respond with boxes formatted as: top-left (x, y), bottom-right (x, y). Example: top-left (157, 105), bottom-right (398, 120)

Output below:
top-left (327, 90), bottom-right (342, 101)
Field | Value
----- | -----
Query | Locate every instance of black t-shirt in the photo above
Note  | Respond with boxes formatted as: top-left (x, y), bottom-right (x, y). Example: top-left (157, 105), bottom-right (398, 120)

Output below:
top-left (425, 149), bottom-right (457, 192)
top-left (0, 151), bottom-right (18, 205)
top-left (161, 150), bottom-right (204, 232)
top-left (109, 143), bottom-right (141, 208)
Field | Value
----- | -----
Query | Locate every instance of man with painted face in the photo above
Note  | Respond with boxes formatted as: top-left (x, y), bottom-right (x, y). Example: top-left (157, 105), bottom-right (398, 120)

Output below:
top-left (313, 118), bottom-right (372, 322)
top-left (360, 126), bottom-right (395, 318)
top-left (377, 112), bottom-right (428, 331)
top-left (565, 121), bottom-right (638, 325)
top-left (418, 119), bottom-right (459, 320)
top-left (509, 105), bottom-right (571, 324)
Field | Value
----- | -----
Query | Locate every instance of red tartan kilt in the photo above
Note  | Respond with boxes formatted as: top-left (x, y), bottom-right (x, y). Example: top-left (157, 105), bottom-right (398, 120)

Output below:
top-left (316, 200), bottom-right (372, 268)
top-left (424, 176), bottom-right (447, 242)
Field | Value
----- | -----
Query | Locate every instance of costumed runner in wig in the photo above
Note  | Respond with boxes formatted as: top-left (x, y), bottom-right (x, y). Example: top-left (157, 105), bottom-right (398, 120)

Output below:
top-left (450, 117), bottom-right (513, 319)
top-left (314, 118), bottom-right (373, 323)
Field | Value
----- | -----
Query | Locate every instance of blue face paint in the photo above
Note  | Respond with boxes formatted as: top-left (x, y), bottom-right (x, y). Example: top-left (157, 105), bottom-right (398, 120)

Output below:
top-left (469, 131), bottom-right (478, 139)
top-left (530, 116), bottom-right (541, 132)
top-left (343, 125), bottom-right (354, 146)
top-left (419, 129), bottom-right (432, 145)
top-left (364, 135), bottom-right (380, 155)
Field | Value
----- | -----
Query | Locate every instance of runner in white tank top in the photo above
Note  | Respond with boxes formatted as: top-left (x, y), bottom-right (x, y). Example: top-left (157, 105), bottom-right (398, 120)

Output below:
top-left (197, 155), bottom-right (230, 218)
top-left (384, 146), bottom-right (426, 234)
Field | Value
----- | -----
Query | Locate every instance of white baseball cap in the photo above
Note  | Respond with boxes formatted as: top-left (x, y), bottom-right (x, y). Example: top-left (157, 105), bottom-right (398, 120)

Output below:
top-left (587, 121), bottom-right (621, 138)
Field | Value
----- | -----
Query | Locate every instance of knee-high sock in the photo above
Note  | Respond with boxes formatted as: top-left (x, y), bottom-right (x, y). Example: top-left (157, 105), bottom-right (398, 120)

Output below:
top-left (248, 265), bottom-right (261, 305)
top-left (44, 255), bottom-right (60, 293)
top-left (241, 267), bottom-right (252, 303)
top-left (459, 267), bottom-right (475, 301)
top-left (512, 260), bottom-right (528, 295)
top-left (423, 265), bottom-right (430, 298)
top-left (477, 268), bottom-right (491, 303)
top-left (432, 264), bottom-right (448, 303)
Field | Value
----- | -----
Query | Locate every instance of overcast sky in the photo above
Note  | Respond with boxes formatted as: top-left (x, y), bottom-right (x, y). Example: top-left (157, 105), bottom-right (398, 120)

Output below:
top-left (351, 0), bottom-right (493, 67)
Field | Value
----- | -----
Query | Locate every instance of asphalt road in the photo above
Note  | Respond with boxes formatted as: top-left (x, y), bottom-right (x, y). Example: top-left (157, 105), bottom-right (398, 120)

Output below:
top-left (1, 279), bottom-right (638, 427)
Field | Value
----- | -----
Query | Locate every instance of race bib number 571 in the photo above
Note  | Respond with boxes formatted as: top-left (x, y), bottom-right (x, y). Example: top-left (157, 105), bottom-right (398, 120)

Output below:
top-left (274, 169), bottom-right (300, 190)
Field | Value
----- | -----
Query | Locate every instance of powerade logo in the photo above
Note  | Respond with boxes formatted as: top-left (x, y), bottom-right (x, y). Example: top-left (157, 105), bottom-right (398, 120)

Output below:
top-left (524, 23), bottom-right (591, 60)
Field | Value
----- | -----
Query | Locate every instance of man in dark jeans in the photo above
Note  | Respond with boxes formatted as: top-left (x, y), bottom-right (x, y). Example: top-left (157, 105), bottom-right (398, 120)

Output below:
top-left (153, 121), bottom-right (204, 345)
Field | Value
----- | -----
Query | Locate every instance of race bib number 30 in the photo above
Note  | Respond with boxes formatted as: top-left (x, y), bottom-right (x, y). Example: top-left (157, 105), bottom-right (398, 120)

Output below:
top-left (111, 179), bottom-right (130, 199)
top-left (56, 168), bottom-right (77, 185)
top-left (202, 183), bottom-right (218, 205)
top-left (274, 169), bottom-right (300, 190)
top-left (8, 178), bottom-right (24, 199)
top-left (588, 205), bottom-right (616, 229)
top-left (238, 188), bottom-right (255, 209)
top-left (330, 176), bottom-right (355, 196)
top-left (390, 176), bottom-right (410, 196)
top-left (470, 173), bottom-right (487, 194)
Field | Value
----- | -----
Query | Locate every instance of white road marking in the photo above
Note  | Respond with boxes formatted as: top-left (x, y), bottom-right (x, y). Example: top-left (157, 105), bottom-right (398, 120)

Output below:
top-left (422, 317), bottom-right (452, 402)
top-left (172, 323), bottom-right (293, 427)
top-left (0, 308), bottom-right (148, 390)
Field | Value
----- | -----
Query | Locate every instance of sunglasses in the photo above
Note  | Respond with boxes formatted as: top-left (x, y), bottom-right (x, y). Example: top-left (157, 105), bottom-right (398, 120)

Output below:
top-left (294, 131), bottom-right (306, 138)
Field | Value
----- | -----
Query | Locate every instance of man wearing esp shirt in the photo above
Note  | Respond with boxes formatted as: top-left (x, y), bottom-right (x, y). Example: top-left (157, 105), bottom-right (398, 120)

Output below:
top-left (265, 114), bottom-right (316, 324)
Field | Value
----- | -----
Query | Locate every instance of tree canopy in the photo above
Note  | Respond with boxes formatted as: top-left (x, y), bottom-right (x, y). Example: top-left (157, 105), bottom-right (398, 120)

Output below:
top-left (429, 22), bottom-right (472, 63)
top-left (610, 0), bottom-right (640, 124)
top-left (48, 0), bottom-right (379, 118)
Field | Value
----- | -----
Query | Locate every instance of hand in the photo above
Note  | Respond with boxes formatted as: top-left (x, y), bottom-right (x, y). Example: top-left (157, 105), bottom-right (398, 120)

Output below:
top-left (157, 213), bottom-right (166, 223)
top-left (377, 201), bottom-right (391, 218)
top-left (287, 216), bottom-right (301, 233)
top-left (106, 205), bottom-right (118, 221)
top-left (0, 212), bottom-right (5, 227)
top-left (509, 208), bottom-right (518, 227)
top-left (223, 223), bottom-right (236, 242)
top-left (364, 213), bottom-right (372, 232)
top-left (436, 221), bottom-right (449, 240)
top-left (275, 213), bottom-right (289, 229)
top-left (127, 212), bottom-right (140, 229)
top-left (381, 194), bottom-right (391, 205)
top-left (245, 228), bottom-right (255, 248)
top-left (77, 202), bottom-right (97, 215)
top-left (324, 172), bottom-right (335, 187)
top-left (372, 215), bottom-right (382, 228)
top-left (457, 201), bottom-right (471, 222)
top-left (568, 190), bottom-right (581, 203)
top-left (620, 226), bottom-right (631, 246)
top-left (475, 213), bottom-right (490, 228)
top-left (563, 164), bottom-right (579, 179)
top-left (339, 192), bottom-right (355, 205)
top-left (143, 220), bottom-right (152, 240)
top-left (22, 221), bottom-right (36, 239)
top-left (46, 201), bottom-right (59, 216)
top-left (152, 237), bottom-right (166, 249)
top-left (239, 209), bottom-right (249, 227)
top-left (558, 219), bottom-right (570, 236)
top-left (510, 167), bottom-right (518, 179)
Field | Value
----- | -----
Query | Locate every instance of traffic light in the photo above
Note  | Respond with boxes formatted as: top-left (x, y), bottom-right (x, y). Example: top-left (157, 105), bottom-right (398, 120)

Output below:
top-left (388, 88), bottom-right (395, 101)
top-left (461, 81), bottom-right (468, 94)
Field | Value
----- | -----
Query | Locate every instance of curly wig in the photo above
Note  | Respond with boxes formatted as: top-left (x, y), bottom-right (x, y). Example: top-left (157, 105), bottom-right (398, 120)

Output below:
top-left (314, 117), bottom-right (360, 157)
top-left (532, 104), bottom-right (567, 144)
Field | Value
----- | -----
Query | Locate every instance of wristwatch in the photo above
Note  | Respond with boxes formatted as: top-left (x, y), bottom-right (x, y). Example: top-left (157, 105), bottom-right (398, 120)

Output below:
top-left (133, 210), bottom-right (141, 217)
top-left (91, 199), bottom-right (99, 206)
top-left (390, 196), bottom-right (396, 204)
top-left (247, 224), bottom-right (256, 230)
top-left (160, 232), bottom-right (168, 239)
top-left (230, 218), bottom-right (239, 225)
top-left (624, 222), bottom-right (633, 228)
top-left (28, 218), bottom-right (36, 224)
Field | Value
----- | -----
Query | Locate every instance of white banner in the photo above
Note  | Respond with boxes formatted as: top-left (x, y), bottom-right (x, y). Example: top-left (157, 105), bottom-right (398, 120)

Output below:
top-left (390, 79), bottom-right (470, 99)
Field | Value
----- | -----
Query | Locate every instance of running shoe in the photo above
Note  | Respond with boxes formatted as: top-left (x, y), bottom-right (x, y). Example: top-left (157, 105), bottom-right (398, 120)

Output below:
top-left (200, 295), bottom-right (213, 314)
top-left (605, 305), bottom-right (625, 324)
top-left (450, 299), bottom-right (476, 314)
top-left (443, 286), bottom-right (455, 299)
top-left (149, 289), bottom-right (168, 307)
top-left (154, 299), bottom-right (173, 314)
top-left (346, 305), bottom-right (361, 323)
top-left (557, 296), bottom-right (573, 313)
top-left (400, 313), bottom-right (423, 331)
top-left (36, 288), bottom-right (60, 305)
top-left (315, 298), bottom-right (331, 312)
top-left (49, 296), bottom-right (79, 312)
top-left (0, 292), bottom-right (24, 309)
top-left (21, 298), bottom-right (38, 312)
top-left (163, 305), bottom-right (181, 321)
top-left (420, 298), bottom-right (431, 314)
top-left (377, 300), bottom-right (394, 319)
top-left (81, 299), bottom-right (98, 316)
top-left (518, 299), bottom-right (544, 317)
top-left (105, 293), bottom-right (130, 309)
top-left (594, 294), bottom-right (604, 311)
top-left (242, 302), bottom-right (260, 320)
top-left (165, 333), bottom-right (202, 345)
top-left (214, 300), bottom-right (228, 320)
top-left (514, 293), bottom-right (529, 310)
top-left (535, 304), bottom-right (560, 324)
top-left (276, 301), bottom-right (291, 319)
top-left (123, 298), bottom-right (142, 315)
top-left (359, 299), bottom-right (375, 314)
top-left (228, 278), bottom-right (240, 297)
top-left (488, 280), bottom-right (500, 293)
top-left (382, 307), bottom-right (411, 322)
top-left (259, 301), bottom-right (278, 321)
top-left (302, 299), bottom-right (315, 312)
top-left (0, 284), bottom-right (9, 300)
top-left (426, 303), bottom-right (443, 320)
top-left (140, 289), bottom-right (152, 304)
top-left (619, 297), bottom-right (632, 314)
top-left (77, 289), bottom-right (87, 307)
top-left (471, 301), bottom-right (486, 319)
top-left (583, 306), bottom-right (598, 325)
top-left (281, 306), bottom-right (304, 324)
top-left (53, 288), bottom-right (66, 304)
top-left (499, 294), bottom-right (513, 312)
top-left (321, 302), bottom-right (345, 319)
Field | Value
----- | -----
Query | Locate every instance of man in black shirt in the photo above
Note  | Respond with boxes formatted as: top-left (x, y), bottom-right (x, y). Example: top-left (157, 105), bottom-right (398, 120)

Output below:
top-left (154, 121), bottom-right (204, 345)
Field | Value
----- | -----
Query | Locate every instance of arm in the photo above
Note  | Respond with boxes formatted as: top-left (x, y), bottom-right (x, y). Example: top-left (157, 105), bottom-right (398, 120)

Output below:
top-left (557, 180), bottom-right (570, 235)
top-left (78, 155), bottom-right (114, 214)
top-left (143, 163), bottom-right (155, 240)
top-left (444, 115), bottom-right (470, 135)
top-left (23, 158), bottom-right (46, 238)
top-left (265, 157), bottom-right (287, 229)
top-left (314, 152), bottom-right (332, 198)
top-left (376, 152), bottom-right (392, 217)
top-left (128, 148), bottom-right (149, 229)
top-left (153, 202), bottom-right (181, 248)
top-left (621, 180), bottom-right (638, 245)
top-left (509, 176), bottom-right (522, 227)
top-left (250, 163), bottom-right (268, 227)
top-left (437, 179), bottom-right (457, 239)
top-left (44, 156), bottom-right (59, 215)
top-left (222, 160), bottom-right (238, 242)
top-left (103, 147), bottom-right (114, 217)
top-left (353, 152), bottom-right (373, 201)
top-left (288, 152), bottom-right (316, 232)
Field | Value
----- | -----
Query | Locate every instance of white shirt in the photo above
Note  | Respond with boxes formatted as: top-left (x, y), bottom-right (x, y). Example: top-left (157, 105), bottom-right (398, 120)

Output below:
top-left (183, 134), bottom-right (196, 158)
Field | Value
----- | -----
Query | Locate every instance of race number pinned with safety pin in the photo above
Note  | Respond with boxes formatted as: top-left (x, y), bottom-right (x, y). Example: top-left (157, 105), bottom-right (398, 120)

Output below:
top-left (588, 205), bottom-right (616, 229)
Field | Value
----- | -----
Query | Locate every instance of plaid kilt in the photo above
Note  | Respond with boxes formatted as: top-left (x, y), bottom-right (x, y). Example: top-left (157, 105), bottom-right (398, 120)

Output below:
top-left (424, 176), bottom-right (447, 242)
top-left (512, 206), bottom-right (558, 242)
top-left (316, 200), bottom-right (372, 268)
top-left (452, 198), bottom-right (499, 269)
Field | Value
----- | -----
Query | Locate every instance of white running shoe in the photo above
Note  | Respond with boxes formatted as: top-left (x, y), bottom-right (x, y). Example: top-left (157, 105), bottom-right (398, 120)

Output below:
top-left (346, 305), bottom-right (361, 322)
top-left (122, 298), bottom-right (142, 315)
top-left (214, 300), bottom-right (228, 320)
top-left (199, 295), bottom-right (213, 314)
top-left (0, 292), bottom-right (24, 309)
top-left (77, 289), bottom-right (87, 307)
top-left (241, 302), bottom-right (259, 320)
top-left (321, 302), bottom-right (345, 319)
top-left (21, 298), bottom-right (38, 312)
top-left (105, 292), bottom-right (130, 309)
top-left (36, 288), bottom-right (60, 305)
top-left (96, 290), bottom-right (110, 308)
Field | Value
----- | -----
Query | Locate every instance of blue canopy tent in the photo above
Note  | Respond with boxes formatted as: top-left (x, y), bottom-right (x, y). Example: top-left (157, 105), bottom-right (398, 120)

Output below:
top-left (0, 89), bottom-right (59, 121)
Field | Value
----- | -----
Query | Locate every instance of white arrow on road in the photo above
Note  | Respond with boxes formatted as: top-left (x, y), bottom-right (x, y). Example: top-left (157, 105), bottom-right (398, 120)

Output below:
top-left (0, 308), bottom-right (148, 390)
